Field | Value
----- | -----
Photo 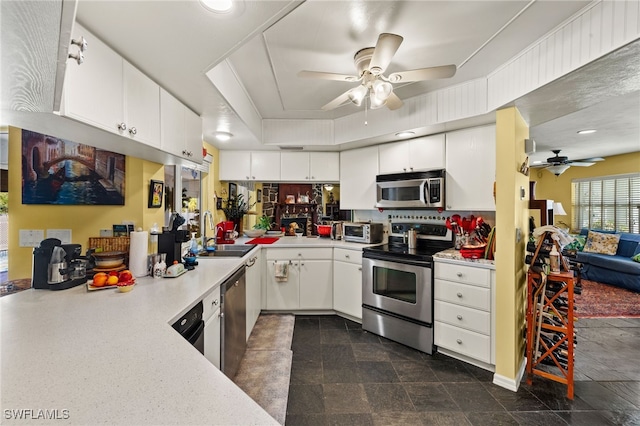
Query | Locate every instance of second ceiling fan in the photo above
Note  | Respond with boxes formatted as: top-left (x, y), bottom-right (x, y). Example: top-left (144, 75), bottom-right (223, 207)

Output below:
top-left (298, 33), bottom-right (456, 111)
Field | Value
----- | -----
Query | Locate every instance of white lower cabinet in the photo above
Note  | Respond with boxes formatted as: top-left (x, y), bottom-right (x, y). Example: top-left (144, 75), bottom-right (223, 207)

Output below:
top-left (333, 248), bottom-right (363, 320)
top-left (204, 306), bottom-right (221, 369)
top-left (245, 250), bottom-right (262, 340)
top-left (265, 248), bottom-right (332, 311)
top-left (434, 259), bottom-right (495, 368)
top-left (203, 286), bottom-right (222, 369)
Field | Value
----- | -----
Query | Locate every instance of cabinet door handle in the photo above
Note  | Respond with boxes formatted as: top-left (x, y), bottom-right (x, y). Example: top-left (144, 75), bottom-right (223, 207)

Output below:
top-left (358, 267), bottom-right (362, 271)
top-left (301, 262), bottom-right (304, 266)
top-left (71, 36), bottom-right (88, 52)
top-left (68, 51), bottom-right (84, 65)
top-left (403, 167), bottom-right (407, 172)
top-left (129, 127), bottom-right (137, 136)
top-left (212, 299), bottom-right (219, 307)
top-left (345, 254), bottom-right (350, 258)
top-left (311, 176), bottom-right (315, 179)
top-left (410, 167), bottom-right (414, 171)
top-left (456, 292), bottom-right (463, 298)
top-left (246, 176), bottom-right (250, 180)
top-left (252, 176), bottom-right (256, 180)
top-left (456, 339), bottom-right (462, 344)
top-left (117, 122), bottom-right (127, 131)
top-left (456, 272), bottom-right (463, 277)
top-left (457, 315), bottom-right (463, 320)
top-left (219, 312), bottom-right (224, 319)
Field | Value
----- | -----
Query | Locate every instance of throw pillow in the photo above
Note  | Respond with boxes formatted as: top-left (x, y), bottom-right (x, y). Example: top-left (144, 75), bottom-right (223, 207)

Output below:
top-left (583, 230), bottom-right (621, 255)
top-left (632, 253), bottom-right (640, 263)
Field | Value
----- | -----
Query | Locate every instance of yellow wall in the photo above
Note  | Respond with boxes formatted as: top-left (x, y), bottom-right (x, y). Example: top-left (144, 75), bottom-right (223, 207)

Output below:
top-left (7, 126), bottom-right (164, 280)
top-left (494, 107), bottom-right (530, 381)
top-left (530, 151), bottom-right (640, 231)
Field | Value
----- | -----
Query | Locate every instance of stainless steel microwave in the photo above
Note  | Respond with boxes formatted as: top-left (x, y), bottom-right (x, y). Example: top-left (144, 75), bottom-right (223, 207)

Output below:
top-left (375, 170), bottom-right (445, 209)
top-left (343, 222), bottom-right (384, 244)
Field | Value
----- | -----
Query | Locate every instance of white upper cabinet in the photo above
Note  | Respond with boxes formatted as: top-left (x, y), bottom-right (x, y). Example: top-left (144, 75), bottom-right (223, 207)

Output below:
top-left (280, 152), bottom-right (339, 182)
top-left (61, 22), bottom-right (123, 135)
top-left (310, 152), bottom-right (339, 182)
top-left (61, 22), bottom-right (201, 160)
top-left (340, 145), bottom-right (379, 210)
top-left (123, 61), bottom-right (160, 148)
top-left (160, 89), bottom-right (202, 162)
top-left (219, 151), bottom-right (280, 181)
top-left (378, 134), bottom-right (445, 174)
top-left (250, 151), bottom-right (281, 181)
top-left (445, 125), bottom-right (496, 211)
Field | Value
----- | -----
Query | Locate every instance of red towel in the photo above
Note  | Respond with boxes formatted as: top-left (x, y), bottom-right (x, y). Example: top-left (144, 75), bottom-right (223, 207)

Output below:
top-left (246, 237), bottom-right (279, 245)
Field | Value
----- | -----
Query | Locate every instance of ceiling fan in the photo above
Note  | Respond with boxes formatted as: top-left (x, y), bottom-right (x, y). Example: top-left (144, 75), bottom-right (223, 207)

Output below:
top-left (298, 33), bottom-right (456, 111)
top-left (533, 150), bottom-right (605, 175)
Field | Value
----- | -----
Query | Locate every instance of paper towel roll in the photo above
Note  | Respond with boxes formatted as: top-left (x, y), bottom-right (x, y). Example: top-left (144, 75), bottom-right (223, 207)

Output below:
top-left (129, 231), bottom-right (149, 277)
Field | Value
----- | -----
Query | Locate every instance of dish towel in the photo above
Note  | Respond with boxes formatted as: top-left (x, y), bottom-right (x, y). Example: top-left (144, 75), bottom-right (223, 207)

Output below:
top-left (274, 262), bottom-right (289, 282)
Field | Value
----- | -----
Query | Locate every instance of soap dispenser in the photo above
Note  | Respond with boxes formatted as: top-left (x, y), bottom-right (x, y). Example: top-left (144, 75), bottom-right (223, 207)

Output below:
top-left (189, 232), bottom-right (199, 256)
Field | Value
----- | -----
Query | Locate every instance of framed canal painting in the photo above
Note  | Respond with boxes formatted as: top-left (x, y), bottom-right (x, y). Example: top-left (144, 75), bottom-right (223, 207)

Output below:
top-left (21, 129), bottom-right (126, 205)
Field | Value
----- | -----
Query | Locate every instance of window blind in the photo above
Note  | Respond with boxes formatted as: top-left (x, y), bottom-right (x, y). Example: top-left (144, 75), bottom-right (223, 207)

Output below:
top-left (572, 173), bottom-right (640, 233)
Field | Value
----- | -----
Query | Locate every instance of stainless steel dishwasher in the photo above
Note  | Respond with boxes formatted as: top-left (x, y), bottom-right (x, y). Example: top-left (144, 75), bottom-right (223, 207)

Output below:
top-left (220, 265), bottom-right (247, 379)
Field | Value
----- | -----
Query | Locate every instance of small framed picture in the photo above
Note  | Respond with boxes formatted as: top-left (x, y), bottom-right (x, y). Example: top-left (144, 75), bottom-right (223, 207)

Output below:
top-left (286, 195), bottom-right (295, 204)
top-left (148, 180), bottom-right (164, 208)
top-left (228, 182), bottom-right (237, 199)
top-left (112, 224), bottom-right (128, 237)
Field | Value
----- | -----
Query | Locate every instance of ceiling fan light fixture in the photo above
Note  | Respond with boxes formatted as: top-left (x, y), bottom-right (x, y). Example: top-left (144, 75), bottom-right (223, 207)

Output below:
top-left (369, 89), bottom-right (387, 109)
top-left (348, 85), bottom-right (367, 106)
top-left (372, 80), bottom-right (393, 101)
top-left (577, 129), bottom-right (597, 134)
top-left (546, 164), bottom-right (570, 176)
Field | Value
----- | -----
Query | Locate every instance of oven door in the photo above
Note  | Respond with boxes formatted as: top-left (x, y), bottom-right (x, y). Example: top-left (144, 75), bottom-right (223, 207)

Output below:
top-left (362, 256), bottom-right (432, 324)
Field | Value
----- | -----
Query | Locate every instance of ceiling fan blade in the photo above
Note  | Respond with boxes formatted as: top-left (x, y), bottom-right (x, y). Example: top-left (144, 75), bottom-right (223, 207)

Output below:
top-left (369, 33), bottom-right (403, 75)
top-left (321, 89), bottom-right (352, 111)
top-left (385, 92), bottom-right (403, 110)
top-left (297, 70), bottom-right (359, 82)
top-left (388, 64), bottom-right (457, 82)
top-left (577, 157), bottom-right (605, 162)
top-left (569, 161), bottom-right (596, 167)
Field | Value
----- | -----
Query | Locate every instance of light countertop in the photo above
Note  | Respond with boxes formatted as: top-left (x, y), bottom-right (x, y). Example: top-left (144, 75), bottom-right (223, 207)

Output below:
top-left (0, 237), bottom-right (373, 425)
top-left (433, 248), bottom-right (496, 269)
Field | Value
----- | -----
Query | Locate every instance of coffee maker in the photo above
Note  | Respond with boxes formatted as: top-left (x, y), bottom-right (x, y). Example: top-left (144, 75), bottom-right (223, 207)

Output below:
top-left (216, 221), bottom-right (237, 244)
top-left (158, 212), bottom-right (191, 265)
top-left (32, 238), bottom-right (89, 290)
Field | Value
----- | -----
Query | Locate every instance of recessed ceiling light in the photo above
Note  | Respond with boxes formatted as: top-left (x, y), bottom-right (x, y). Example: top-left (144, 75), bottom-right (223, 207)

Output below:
top-left (200, 0), bottom-right (233, 13)
top-left (215, 131), bottom-right (233, 141)
top-left (395, 131), bottom-right (415, 138)
top-left (577, 129), bottom-right (597, 135)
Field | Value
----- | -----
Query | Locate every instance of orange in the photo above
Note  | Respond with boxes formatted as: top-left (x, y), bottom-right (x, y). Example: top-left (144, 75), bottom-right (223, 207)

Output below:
top-left (106, 275), bottom-right (119, 285)
top-left (93, 273), bottom-right (108, 287)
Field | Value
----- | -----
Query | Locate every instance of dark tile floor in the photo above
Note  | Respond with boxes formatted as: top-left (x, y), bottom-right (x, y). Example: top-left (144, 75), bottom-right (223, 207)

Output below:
top-left (286, 315), bottom-right (640, 425)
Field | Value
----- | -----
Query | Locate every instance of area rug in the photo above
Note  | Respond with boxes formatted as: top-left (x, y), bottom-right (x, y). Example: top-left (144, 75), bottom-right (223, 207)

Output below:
top-left (575, 280), bottom-right (640, 318)
top-left (233, 314), bottom-right (294, 425)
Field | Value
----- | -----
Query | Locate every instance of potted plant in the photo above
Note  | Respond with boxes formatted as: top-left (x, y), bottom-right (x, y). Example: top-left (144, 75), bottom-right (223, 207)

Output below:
top-left (254, 215), bottom-right (274, 231)
top-left (222, 194), bottom-right (255, 235)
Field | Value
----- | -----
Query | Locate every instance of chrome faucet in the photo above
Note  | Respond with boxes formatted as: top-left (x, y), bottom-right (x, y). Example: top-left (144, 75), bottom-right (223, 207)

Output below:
top-left (202, 210), bottom-right (215, 246)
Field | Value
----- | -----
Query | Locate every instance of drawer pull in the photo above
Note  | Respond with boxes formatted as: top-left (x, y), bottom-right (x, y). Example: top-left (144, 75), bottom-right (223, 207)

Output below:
top-left (456, 292), bottom-right (463, 298)
top-left (456, 272), bottom-right (463, 277)
top-left (457, 315), bottom-right (463, 320)
top-left (345, 254), bottom-right (350, 258)
top-left (212, 299), bottom-right (219, 307)
top-left (456, 339), bottom-right (462, 344)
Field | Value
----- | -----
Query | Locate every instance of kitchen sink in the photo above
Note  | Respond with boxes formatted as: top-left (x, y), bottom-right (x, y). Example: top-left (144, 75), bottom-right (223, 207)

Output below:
top-left (198, 244), bottom-right (255, 258)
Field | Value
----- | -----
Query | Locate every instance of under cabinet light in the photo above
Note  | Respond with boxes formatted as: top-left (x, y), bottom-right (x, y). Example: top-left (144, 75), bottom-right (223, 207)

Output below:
top-left (395, 131), bottom-right (415, 138)
top-left (577, 129), bottom-right (597, 135)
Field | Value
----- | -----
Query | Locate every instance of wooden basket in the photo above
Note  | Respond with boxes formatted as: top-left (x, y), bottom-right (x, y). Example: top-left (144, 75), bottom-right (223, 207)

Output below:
top-left (88, 237), bottom-right (130, 253)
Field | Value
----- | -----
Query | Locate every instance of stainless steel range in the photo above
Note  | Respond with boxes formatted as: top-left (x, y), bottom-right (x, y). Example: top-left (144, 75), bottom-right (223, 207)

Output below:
top-left (362, 218), bottom-right (453, 354)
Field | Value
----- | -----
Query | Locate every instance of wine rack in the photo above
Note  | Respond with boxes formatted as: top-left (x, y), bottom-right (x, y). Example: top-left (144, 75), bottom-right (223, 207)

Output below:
top-left (526, 269), bottom-right (576, 399)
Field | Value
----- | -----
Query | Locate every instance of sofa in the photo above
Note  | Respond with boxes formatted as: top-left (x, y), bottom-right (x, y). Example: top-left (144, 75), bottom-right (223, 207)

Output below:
top-left (575, 228), bottom-right (640, 292)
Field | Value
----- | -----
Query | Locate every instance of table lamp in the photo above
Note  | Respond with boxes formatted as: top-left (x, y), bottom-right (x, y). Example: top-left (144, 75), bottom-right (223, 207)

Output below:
top-left (553, 202), bottom-right (569, 228)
